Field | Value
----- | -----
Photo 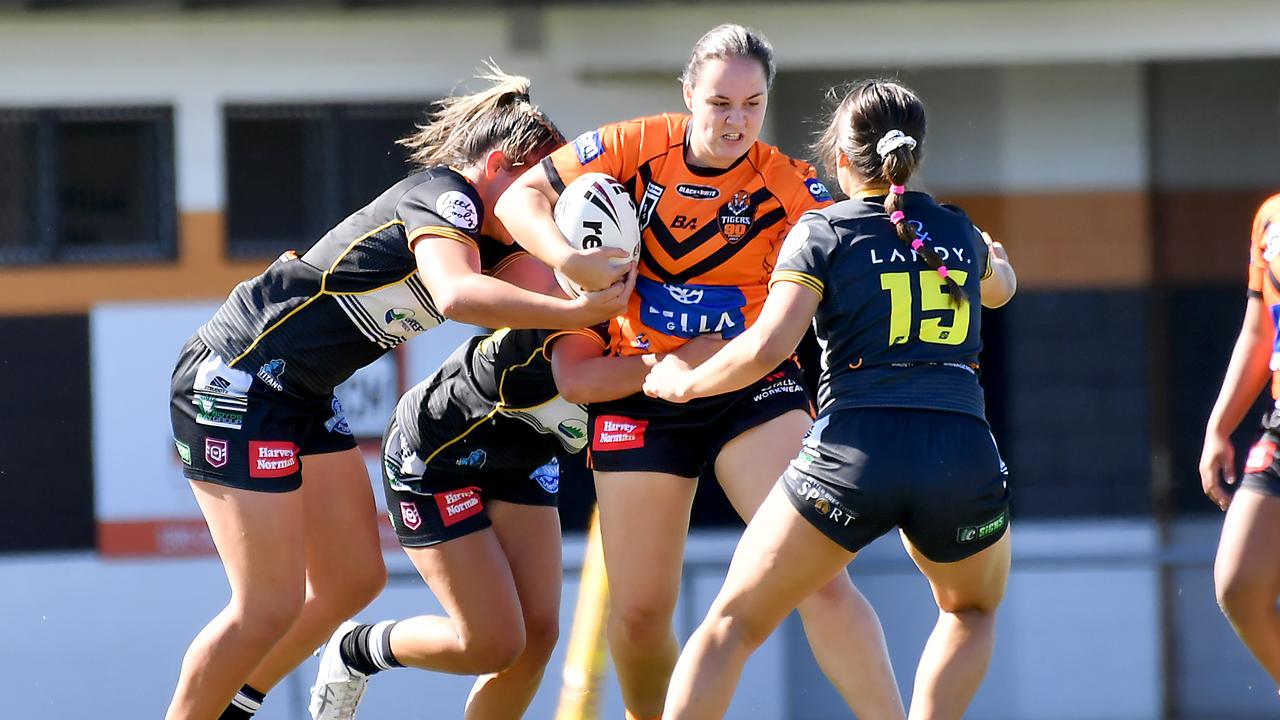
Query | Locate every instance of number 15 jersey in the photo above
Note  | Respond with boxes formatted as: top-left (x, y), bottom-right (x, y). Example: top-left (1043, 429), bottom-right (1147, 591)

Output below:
top-left (773, 191), bottom-right (992, 420)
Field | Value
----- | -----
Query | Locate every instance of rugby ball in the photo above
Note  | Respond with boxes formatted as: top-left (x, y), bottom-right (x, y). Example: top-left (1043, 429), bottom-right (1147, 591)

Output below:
top-left (553, 172), bottom-right (642, 295)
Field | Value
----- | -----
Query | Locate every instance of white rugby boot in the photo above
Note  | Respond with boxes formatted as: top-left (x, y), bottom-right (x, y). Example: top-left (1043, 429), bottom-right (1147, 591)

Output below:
top-left (309, 620), bottom-right (368, 720)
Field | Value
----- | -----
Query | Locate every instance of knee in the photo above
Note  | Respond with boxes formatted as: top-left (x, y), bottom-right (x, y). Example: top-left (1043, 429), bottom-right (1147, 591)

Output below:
top-left (704, 608), bottom-right (772, 655)
top-left (458, 626), bottom-right (527, 675)
top-left (231, 587), bottom-right (305, 642)
top-left (1215, 566), bottom-right (1271, 622)
top-left (520, 614), bottom-right (560, 666)
top-left (610, 600), bottom-right (675, 651)
top-left (935, 595), bottom-right (1001, 619)
top-left (318, 560), bottom-right (387, 619)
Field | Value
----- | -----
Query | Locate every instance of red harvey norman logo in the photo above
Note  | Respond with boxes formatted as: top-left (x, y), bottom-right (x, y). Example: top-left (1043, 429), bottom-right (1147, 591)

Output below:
top-left (400, 501), bottom-right (422, 530)
top-left (435, 487), bottom-right (483, 527)
top-left (248, 441), bottom-right (299, 478)
top-left (204, 438), bottom-right (228, 468)
top-left (593, 415), bottom-right (648, 451)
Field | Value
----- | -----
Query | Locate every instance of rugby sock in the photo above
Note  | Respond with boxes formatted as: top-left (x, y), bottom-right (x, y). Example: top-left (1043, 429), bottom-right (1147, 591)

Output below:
top-left (218, 684), bottom-right (265, 719)
top-left (338, 620), bottom-right (404, 676)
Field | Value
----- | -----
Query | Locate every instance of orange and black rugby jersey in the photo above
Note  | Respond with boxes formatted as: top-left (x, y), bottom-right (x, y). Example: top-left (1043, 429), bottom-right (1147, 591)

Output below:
top-left (198, 167), bottom-right (525, 399)
top-left (1247, 193), bottom-right (1280, 400)
top-left (543, 113), bottom-right (833, 356)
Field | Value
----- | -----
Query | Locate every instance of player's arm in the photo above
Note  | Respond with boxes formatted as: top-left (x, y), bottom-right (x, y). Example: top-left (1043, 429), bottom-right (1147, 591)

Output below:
top-left (979, 230), bottom-right (1017, 308)
top-left (490, 251), bottom-right (566, 298)
top-left (496, 159), bottom-right (628, 293)
top-left (1201, 294), bottom-right (1274, 509)
top-left (414, 233), bottom-right (627, 329)
top-left (644, 283), bottom-right (817, 404)
top-left (550, 332), bottom-right (728, 404)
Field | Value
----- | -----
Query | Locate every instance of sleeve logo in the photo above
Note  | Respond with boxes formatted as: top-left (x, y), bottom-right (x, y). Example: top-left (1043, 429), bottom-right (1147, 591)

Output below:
top-left (778, 221), bottom-right (812, 264)
top-left (573, 130), bottom-right (605, 166)
top-left (1264, 222), bottom-right (1280, 262)
top-left (436, 190), bottom-right (479, 231)
top-left (804, 178), bottom-right (833, 202)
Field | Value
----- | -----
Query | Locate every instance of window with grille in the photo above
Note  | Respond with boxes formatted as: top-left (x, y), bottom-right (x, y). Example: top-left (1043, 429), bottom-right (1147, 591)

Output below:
top-left (0, 106), bottom-right (176, 265)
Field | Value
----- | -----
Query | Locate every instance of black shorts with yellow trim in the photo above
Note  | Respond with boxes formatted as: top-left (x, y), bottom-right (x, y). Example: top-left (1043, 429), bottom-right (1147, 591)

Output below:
top-left (586, 358), bottom-right (812, 478)
top-left (781, 407), bottom-right (1009, 563)
top-left (382, 415), bottom-right (559, 548)
top-left (169, 336), bottom-right (357, 493)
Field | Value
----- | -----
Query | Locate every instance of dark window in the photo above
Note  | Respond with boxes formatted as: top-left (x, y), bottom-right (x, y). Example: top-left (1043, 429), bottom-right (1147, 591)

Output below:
top-left (224, 102), bottom-right (426, 258)
top-left (0, 106), bottom-right (175, 265)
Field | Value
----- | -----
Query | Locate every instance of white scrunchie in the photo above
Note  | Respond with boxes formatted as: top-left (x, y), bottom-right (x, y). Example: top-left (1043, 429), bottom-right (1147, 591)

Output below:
top-left (876, 129), bottom-right (917, 158)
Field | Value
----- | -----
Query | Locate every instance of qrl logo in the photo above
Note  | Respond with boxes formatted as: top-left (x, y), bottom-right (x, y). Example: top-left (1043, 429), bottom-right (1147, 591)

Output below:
top-left (400, 501), bottom-right (422, 531)
top-left (581, 220), bottom-right (604, 249)
top-left (205, 438), bottom-right (228, 468)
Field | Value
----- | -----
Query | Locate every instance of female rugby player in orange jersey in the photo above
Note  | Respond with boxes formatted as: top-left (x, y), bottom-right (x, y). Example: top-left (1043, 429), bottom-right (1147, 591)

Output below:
top-left (497, 24), bottom-right (903, 720)
top-left (1200, 194), bottom-right (1280, 695)
top-left (165, 68), bottom-right (629, 720)
top-left (643, 79), bottom-right (1018, 720)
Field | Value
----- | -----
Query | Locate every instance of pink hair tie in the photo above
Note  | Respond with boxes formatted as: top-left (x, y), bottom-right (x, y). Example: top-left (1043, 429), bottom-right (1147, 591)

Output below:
top-left (889, 210), bottom-right (906, 224)
top-left (937, 265), bottom-right (950, 279)
top-left (911, 238), bottom-right (924, 251)
top-left (890, 184), bottom-right (906, 195)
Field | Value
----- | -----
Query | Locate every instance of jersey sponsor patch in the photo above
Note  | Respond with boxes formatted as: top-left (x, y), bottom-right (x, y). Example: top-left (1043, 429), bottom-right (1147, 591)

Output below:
top-left (325, 397), bottom-right (352, 436)
top-left (573, 130), bottom-right (605, 165)
top-left (249, 441), bottom-right (299, 478)
top-left (530, 457), bottom-right (560, 494)
top-left (256, 359), bottom-right (286, 392)
top-left (804, 178), bottom-right (833, 202)
top-left (436, 487), bottom-right (484, 527)
top-left (205, 438), bottom-right (229, 468)
top-left (1245, 439), bottom-right (1278, 473)
top-left (436, 190), bottom-right (480, 231)
top-left (635, 276), bottom-right (747, 339)
top-left (400, 501), bottom-right (423, 531)
top-left (676, 183), bottom-right (720, 200)
top-left (593, 415), bottom-right (648, 451)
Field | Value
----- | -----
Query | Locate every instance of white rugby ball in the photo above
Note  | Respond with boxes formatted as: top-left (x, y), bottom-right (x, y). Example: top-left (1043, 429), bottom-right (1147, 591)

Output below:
top-left (553, 172), bottom-right (642, 296)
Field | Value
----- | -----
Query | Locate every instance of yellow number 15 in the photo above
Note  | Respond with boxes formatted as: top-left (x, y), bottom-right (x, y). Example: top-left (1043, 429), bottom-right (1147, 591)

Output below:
top-left (879, 269), bottom-right (970, 346)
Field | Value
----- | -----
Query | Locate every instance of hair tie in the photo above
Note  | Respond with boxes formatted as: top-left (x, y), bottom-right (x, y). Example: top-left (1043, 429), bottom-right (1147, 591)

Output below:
top-left (911, 238), bottom-right (924, 251)
top-left (936, 265), bottom-right (950, 279)
top-left (889, 210), bottom-right (906, 224)
top-left (876, 130), bottom-right (918, 158)
top-left (890, 184), bottom-right (906, 195)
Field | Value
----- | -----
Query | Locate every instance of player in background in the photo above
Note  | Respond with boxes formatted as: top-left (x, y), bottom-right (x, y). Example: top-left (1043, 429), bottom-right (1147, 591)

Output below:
top-left (643, 79), bottom-right (1017, 720)
top-left (497, 24), bottom-right (904, 720)
top-left (166, 67), bottom-right (630, 720)
top-left (1199, 194), bottom-right (1280, 694)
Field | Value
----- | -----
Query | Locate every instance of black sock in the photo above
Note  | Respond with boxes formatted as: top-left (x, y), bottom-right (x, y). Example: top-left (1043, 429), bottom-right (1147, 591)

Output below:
top-left (338, 620), bottom-right (404, 677)
top-left (218, 684), bottom-right (265, 719)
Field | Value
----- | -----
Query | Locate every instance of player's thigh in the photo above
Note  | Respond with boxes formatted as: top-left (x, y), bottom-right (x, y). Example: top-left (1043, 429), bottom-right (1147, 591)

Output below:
top-left (403, 527), bottom-right (525, 641)
top-left (190, 480), bottom-right (306, 609)
top-left (714, 409), bottom-right (813, 521)
top-left (487, 500), bottom-right (563, 641)
top-left (1216, 485), bottom-right (1280, 597)
top-left (594, 469), bottom-right (696, 615)
top-left (299, 447), bottom-right (384, 592)
top-left (903, 530), bottom-right (1011, 614)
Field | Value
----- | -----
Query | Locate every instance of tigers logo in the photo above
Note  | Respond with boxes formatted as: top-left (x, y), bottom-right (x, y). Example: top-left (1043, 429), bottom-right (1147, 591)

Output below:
top-left (718, 191), bottom-right (754, 243)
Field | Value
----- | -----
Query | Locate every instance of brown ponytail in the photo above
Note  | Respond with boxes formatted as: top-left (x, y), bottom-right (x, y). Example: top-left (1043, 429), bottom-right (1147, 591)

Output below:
top-left (398, 60), bottom-right (564, 171)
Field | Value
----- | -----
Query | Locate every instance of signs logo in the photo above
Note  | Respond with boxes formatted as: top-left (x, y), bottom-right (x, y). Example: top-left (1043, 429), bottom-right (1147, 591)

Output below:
top-left (956, 510), bottom-right (1007, 544)
top-left (174, 439), bottom-right (192, 466)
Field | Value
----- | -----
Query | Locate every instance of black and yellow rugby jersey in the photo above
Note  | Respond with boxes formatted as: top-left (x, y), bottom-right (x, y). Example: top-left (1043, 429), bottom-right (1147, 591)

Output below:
top-left (543, 113), bottom-right (831, 356)
top-left (773, 191), bottom-right (992, 420)
top-left (388, 326), bottom-right (606, 483)
top-left (198, 167), bottom-right (525, 399)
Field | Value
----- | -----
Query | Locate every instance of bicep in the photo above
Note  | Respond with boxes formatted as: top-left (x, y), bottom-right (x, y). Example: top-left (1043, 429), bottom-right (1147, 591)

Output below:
top-left (414, 233), bottom-right (482, 298)
top-left (550, 333), bottom-right (607, 378)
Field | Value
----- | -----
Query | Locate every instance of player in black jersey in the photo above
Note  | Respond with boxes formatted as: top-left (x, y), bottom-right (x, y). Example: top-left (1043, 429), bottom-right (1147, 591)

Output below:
top-left (165, 67), bottom-right (632, 720)
top-left (643, 80), bottom-right (1018, 720)
top-left (304, 326), bottom-right (723, 720)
